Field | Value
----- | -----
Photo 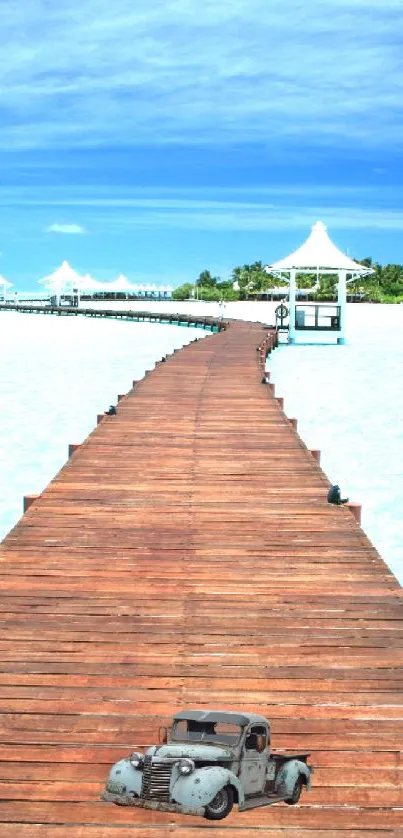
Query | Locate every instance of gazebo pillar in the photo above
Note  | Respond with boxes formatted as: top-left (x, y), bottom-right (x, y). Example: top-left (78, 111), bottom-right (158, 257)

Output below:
top-left (288, 269), bottom-right (297, 344)
top-left (73, 286), bottom-right (81, 308)
top-left (337, 270), bottom-right (347, 345)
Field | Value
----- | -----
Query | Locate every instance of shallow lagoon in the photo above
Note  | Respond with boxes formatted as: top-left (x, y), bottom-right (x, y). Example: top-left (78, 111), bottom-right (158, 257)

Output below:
top-left (268, 304), bottom-right (403, 585)
top-left (0, 311), bottom-right (207, 543)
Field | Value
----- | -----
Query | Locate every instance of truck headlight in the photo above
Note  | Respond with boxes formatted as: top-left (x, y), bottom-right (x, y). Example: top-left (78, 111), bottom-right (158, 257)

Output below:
top-left (178, 758), bottom-right (195, 776)
top-left (129, 752), bottom-right (144, 770)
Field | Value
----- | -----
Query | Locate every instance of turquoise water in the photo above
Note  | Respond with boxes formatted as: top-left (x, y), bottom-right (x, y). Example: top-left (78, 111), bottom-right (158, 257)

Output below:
top-left (268, 304), bottom-right (403, 585)
top-left (0, 311), bottom-right (207, 542)
top-left (0, 304), bottom-right (402, 587)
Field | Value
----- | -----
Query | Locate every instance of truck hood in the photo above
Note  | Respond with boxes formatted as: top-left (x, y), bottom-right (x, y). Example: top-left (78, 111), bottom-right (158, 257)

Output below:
top-left (149, 743), bottom-right (234, 761)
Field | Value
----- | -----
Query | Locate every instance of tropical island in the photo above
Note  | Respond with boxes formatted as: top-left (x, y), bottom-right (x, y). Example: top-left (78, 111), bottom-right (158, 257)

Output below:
top-left (173, 260), bottom-right (403, 304)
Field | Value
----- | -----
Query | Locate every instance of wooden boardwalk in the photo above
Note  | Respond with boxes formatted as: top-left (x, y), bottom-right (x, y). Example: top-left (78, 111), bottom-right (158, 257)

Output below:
top-left (0, 303), bottom-right (225, 332)
top-left (0, 320), bottom-right (402, 836)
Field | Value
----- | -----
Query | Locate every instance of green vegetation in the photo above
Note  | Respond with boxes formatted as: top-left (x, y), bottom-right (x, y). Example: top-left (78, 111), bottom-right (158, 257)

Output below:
top-left (172, 260), bottom-right (403, 303)
top-left (172, 270), bottom-right (239, 302)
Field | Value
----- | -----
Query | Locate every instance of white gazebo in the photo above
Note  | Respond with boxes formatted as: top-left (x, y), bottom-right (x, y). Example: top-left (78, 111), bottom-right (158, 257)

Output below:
top-left (266, 221), bottom-right (373, 344)
top-left (38, 260), bottom-right (85, 305)
top-left (38, 261), bottom-right (107, 304)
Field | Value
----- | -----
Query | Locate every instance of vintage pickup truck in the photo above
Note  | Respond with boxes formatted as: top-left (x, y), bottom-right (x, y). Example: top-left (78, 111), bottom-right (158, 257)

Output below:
top-left (101, 709), bottom-right (313, 820)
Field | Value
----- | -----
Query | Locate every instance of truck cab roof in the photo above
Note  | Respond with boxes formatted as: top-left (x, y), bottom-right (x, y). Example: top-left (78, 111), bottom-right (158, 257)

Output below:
top-left (173, 709), bottom-right (270, 728)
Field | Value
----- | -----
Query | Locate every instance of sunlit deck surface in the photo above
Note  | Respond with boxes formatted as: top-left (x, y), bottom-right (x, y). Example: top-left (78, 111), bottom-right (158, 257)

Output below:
top-left (0, 320), bottom-right (402, 836)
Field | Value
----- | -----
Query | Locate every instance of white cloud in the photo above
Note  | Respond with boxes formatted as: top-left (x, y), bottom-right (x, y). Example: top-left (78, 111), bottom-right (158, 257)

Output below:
top-left (0, 1), bottom-right (401, 150)
top-left (46, 223), bottom-right (86, 234)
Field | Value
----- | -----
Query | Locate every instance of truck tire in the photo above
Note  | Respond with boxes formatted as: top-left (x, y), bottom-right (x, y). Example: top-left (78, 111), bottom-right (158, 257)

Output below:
top-left (204, 785), bottom-right (234, 820)
top-left (284, 777), bottom-right (303, 805)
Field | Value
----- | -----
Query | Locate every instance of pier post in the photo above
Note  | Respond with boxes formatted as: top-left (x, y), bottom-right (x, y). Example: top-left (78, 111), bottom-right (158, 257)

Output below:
top-left (346, 501), bottom-right (362, 525)
top-left (288, 269), bottom-right (297, 344)
top-left (337, 269), bottom-right (347, 345)
top-left (23, 495), bottom-right (39, 512)
top-left (68, 444), bottom-right (81, 457)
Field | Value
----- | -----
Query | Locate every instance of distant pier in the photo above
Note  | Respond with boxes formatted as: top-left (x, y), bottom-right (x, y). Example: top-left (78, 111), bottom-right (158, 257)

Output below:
top-left (0, 302), bottom-right (226, 331)
top-left (0, 320), bottom-right (402, 835)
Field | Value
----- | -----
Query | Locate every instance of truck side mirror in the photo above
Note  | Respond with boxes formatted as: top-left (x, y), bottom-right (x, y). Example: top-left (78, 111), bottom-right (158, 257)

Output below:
top-left (158, 726), bottom-right (168, 744)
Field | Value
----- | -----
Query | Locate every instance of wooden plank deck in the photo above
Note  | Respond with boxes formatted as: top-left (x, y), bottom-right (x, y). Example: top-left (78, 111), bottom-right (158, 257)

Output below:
top-left (0, 320), bottom-right (402, 836)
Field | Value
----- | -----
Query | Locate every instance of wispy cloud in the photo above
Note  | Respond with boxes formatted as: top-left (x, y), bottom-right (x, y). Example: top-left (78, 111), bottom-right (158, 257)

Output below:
top-left (37, 191), bottom-right (403, 233)
top-left (46, 223), bottom-right (86, 234)
top-left (2, 182), bottom-right (403, 238)
top-left (89, 205), bottom-right (403, 233)
top-left (0, 1), bottom-right (401, 151)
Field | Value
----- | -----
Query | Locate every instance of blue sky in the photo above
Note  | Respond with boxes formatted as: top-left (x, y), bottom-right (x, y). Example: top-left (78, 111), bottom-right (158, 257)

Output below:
top-left (1, 0), bottom-right (403, 289)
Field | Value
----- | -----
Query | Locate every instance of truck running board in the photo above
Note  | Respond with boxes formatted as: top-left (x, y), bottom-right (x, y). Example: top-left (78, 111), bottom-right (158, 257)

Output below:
top-left (240, 794), bottom-right (285, 811)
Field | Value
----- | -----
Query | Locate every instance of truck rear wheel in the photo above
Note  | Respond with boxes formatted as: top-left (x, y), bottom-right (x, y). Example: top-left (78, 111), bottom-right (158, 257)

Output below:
top-left (284, 777), bottom-right (303, 805)
top-left (204, 785), bottom-right (234, 820)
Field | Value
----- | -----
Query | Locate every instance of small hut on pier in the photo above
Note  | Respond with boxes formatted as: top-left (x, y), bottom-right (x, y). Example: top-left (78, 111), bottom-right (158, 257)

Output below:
top-left (38, 261), bottom-right (105, 305)
top-left (266, 221), bottom-right (373, 344)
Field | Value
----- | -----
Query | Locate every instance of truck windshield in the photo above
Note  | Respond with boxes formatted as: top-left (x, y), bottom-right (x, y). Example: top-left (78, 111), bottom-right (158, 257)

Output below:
top-left (171, 719), bottom-right (242, 745)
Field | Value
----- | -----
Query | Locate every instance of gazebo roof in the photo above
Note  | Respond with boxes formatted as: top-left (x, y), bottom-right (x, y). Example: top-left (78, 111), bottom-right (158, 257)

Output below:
top-left (80, 274), bottom-right (107, 291)
top-left (267, 221), bottom-right (372, 275)
top-left (38, 260), bottom-right (84, 290)
top-left (105, 274), bottom-right (136, 292)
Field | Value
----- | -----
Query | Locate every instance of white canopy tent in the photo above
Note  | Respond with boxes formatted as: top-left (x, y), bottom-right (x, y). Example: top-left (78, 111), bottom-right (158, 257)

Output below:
top-left (158, 284), bottom-right (173, 297)
top-left (266, 221), bottom-right (373, 343)
top-left (79, 274), bottom-right (107, 292)
top-left (38, 263), bottom-right (174, 302)
top-left (103, 274), bottom-right (136, 293)
top-left (97, 277), bottom-right (170, 296)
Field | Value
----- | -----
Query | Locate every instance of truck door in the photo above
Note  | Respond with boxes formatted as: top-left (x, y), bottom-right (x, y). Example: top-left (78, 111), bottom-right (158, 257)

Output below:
top-left (239, 724), bottom-right (269, 796)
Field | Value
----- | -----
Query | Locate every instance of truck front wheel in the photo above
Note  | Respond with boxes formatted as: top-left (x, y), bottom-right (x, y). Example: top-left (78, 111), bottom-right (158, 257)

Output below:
top-left (204, 785), bottom-right (234, 820)
top-left (284, 777), bottom-right (303, 805)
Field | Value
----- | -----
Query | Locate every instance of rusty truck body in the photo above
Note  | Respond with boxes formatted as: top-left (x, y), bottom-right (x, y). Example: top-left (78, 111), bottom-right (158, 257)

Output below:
top-left (102, 709), bottom-right (313, 820)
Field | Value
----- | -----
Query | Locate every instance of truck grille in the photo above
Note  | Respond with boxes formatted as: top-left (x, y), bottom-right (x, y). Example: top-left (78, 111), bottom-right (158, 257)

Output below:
top-left (141, 755), bottom-right (171, 802)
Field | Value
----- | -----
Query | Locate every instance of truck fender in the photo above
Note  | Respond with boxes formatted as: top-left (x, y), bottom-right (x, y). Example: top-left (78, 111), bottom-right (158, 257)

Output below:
top-left (104, 758), bottom-right (143, 797)
top-left (171, 766), bottom-right (245, 809)
top-left (275, 759), bottom-right (312, 797)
